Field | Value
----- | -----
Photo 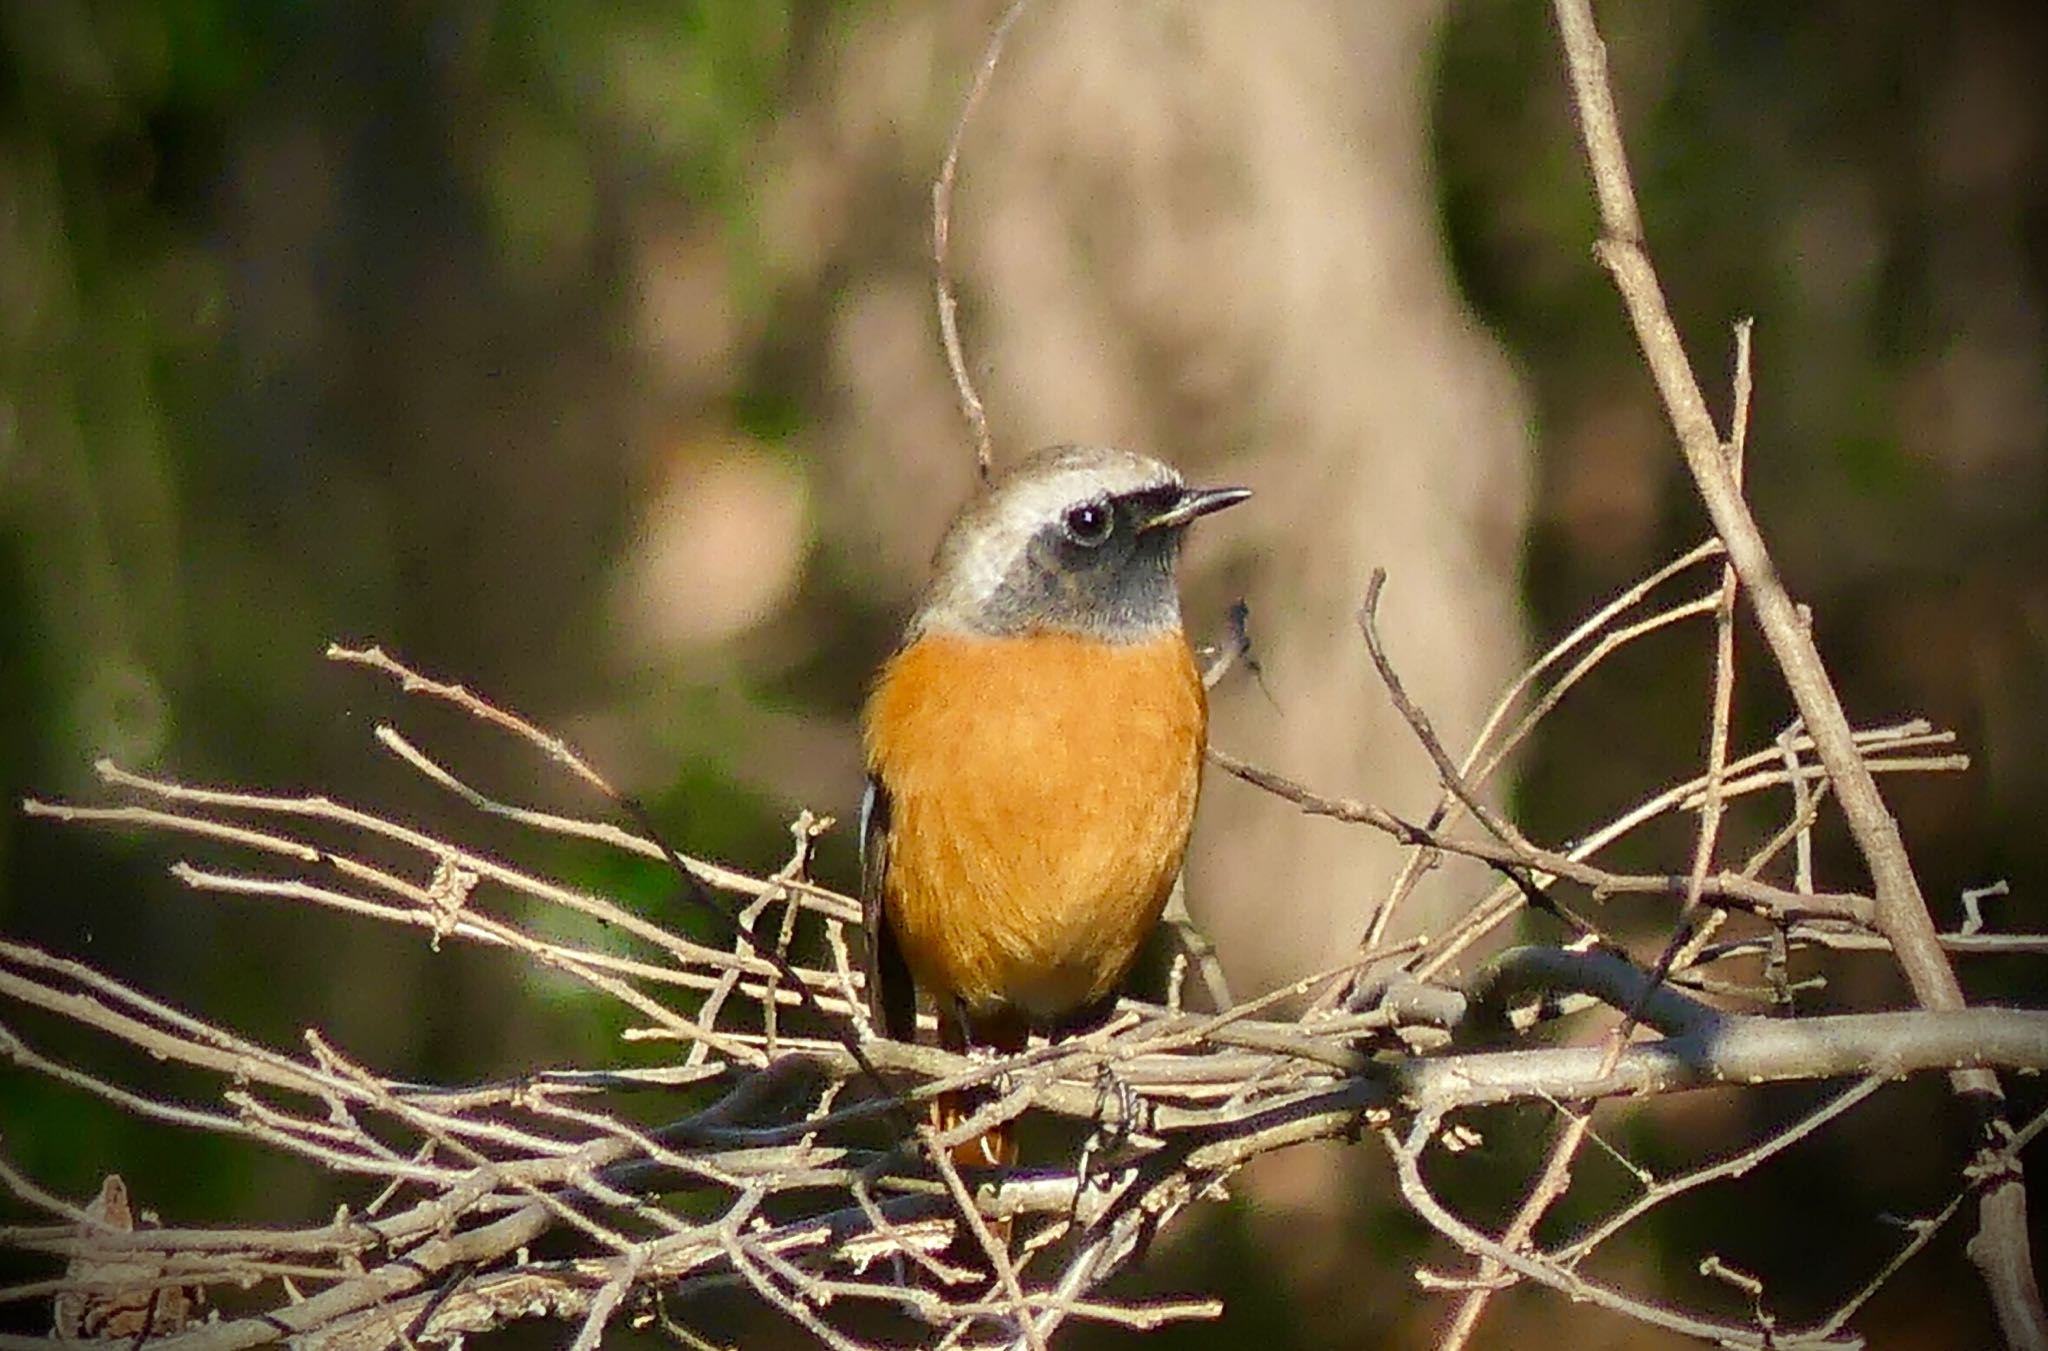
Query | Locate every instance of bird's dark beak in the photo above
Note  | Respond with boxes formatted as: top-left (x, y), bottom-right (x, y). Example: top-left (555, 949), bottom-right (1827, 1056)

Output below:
top-left (1139, 485), bottom-right (1252, 533)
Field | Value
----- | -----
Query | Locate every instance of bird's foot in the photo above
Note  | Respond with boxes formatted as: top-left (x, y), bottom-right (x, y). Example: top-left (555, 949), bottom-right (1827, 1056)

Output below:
top-left (959, 1041), bottom-right (1018, 1100)
top-left (1064, 1063), bottom-right (1145, 1230)
top-left (1093, 1059), bottom-right (1143, 1141)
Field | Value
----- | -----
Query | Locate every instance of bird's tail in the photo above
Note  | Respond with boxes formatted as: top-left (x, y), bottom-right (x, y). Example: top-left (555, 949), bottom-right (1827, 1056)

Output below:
top-left (932, 1091), bottom-right (1017, 1170)
top-left (935, 1007), bottom-right (1028, 1172)
top-left (933, 1009), bottom-right (1026, 1259)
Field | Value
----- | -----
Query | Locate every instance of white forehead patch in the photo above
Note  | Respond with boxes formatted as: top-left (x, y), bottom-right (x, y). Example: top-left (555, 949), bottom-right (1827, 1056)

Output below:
top-left (924, 446), bottom-right (1185, 621)
top-left (987, 447), bottom-right (1183, 533)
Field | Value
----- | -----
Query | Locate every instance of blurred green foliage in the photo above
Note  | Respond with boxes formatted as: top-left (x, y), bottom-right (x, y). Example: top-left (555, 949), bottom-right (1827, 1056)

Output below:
top-left (0, 1), bottom-right (812, 1319)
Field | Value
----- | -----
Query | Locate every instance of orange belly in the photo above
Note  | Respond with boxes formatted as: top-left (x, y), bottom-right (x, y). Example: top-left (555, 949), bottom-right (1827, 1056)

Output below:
top-left (863, 628), bottom-right (1206, 1020)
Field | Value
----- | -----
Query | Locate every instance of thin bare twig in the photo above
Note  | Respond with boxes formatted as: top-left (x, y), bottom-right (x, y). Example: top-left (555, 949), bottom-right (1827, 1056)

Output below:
top-left (1549, 3), bottom-right (2042, 1342)
top-left (933, 0), bottom-right (1031, 481)
top-left (5, 8), bottom-right (2039, 1346)
top-left (1446, 677), bottom-right (1761, 1351)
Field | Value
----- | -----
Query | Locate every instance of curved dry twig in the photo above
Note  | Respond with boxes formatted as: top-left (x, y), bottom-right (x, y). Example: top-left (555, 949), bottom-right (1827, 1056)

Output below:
top-left (1549, 3), bottom-right (2042, 1343)
top-left (3, 4), bottom-right (2039, 1347)
top-left (8, 679), bottom-right (2046, 1351)
top-left (931, 0), bottom-right (1031, 481)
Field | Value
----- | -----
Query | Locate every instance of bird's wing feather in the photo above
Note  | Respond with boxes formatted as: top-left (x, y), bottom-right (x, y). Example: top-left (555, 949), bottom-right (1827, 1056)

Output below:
top-left (859, 775), bottom-right (917, 1041)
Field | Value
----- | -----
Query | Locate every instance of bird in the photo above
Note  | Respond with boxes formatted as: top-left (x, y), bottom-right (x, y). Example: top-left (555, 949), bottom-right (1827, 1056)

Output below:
top-left (859, 444), bottom-right (1249, 1169)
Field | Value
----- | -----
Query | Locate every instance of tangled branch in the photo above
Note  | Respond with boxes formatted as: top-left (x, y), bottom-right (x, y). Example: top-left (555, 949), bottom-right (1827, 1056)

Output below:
top-left (7, 566), bottom-right (2045, 1351)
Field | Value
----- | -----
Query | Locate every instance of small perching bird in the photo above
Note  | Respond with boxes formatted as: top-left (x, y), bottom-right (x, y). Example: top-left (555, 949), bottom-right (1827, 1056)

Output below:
top-left (860, 445), bottom-right (1249, 1167)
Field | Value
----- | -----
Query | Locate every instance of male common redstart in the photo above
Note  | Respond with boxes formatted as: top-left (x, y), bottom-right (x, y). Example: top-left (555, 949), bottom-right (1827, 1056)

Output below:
top-left (860, 445), bottom-right (1249, 1167)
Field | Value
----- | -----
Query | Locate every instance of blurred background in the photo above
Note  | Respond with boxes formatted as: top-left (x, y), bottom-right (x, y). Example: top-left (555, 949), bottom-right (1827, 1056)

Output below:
top-left (2, 2), bottom-right (2043, 1347)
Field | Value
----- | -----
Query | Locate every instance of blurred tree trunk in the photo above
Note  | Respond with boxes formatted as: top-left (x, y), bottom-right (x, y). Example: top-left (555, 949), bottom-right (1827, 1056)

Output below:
top-left (746, 3), bottom-right (1532, 1341)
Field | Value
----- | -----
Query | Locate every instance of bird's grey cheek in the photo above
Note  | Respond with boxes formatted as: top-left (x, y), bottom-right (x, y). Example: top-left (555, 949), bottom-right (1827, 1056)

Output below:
top-left (1059, 571), bottom-right (1095, 617)
top-left (1023, 541), bottom-right (1067, 595)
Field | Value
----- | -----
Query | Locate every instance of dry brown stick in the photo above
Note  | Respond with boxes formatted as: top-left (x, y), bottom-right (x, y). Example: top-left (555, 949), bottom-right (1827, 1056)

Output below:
top-left (1356, 542), bottom-right (1725, 958)
top-left (1549, 4), bottom-right (2043, 1344)
top-left (724, 1235), bottom-right (869, 1351)
top-left (328, 645), bottom-right (617, 798)
top-left (933, 0), bottom-right (1031, 481)
top-left (1553, 1075), bottom-right (1885, 1265)
top-left (1357, 570), bottom-right (1527, 855)
top-left (1550, 0), bottom-right (1951, 998)
top-left (1160, 875), bottom-right (1235, 1013)
top-left (919, 1127), bottom-right (1049, 1351)
top-left (166, 856), bottom-right (848, 1018)
top-left (1775, 720), bottom-right (1820, 893)
top-left (691, 887), bottom-right (794, 1067)
top-left (329, 642), bottom-right (912, 1128)
top-left (164, 1199), bottom-right (555, 1351)
top-left (1436, 1104), bottom-right (1597, 1351)
top-left (1653, 322), bottom-right (1759, 994)
top-left (368, 723), bottom-right (860, 922)
top-left (19, 896), bottom-right (2048, 1162)
top-left (1634, 323), bottom-right (1761, 991)
top-left (1356, 587), bottom-right (1717, 977)
top-left (1460, 945), bottom-right (1720, 1042)
top-left (620, 994), bottom-right (2048, 1161)
top-left (0, 940), bottom-right (356, 1105)
top-left (564, 1248), bottom-right (644, 1351)
top-left (1352, 587), bottom-right (1722, 980)
top-left (11, 672), bottom-right (2034, 1351)
top-left (1443, 327), bottom-right (1763, 1348)
top-left (302, 1036), bottom-right (653, 1259)
top-left (26, 786), bottom-right (850, 977)
top-left (164, 861), bottom-right (762, 1059)
top-left (1782, 930), bottom-right (2048, 957)
top-left (0, 1155), bottom-right (101, 1230)
top-left (4, 944), bottom-right (769, 1202)
top-left (1382, 514), bottom-right (1752, 1345)
top-left (62, 762), bottom-right (778, 981)
top-left (12, 986), bottom-right (2048, 1347)
top-left (1388, 1114), bottom-right (1849, 1350)
top-left (1211, 746), bottom-right (1901, 930)
top-left (1444, 927), bottom-right (1726, 1338)
top-left (1395, 721), bottom-right (1950, 979)
top-left (1471, 542), bottom-right (1723, 788)
top-left (1816, 1103), bottom-right (2048, 1340)
top-left (0, 1023), bottom-right (431, 1188)
top-left (1684, 318), bottom-right (1753, 915)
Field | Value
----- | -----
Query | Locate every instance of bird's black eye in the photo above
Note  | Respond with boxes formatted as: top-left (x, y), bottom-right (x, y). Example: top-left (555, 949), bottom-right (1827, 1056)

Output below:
top-left (1061, 501), bottom-right (1114, 546)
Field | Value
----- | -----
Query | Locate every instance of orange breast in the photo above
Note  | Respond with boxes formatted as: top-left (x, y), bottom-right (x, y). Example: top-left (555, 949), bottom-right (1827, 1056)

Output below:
top-left (863, 628), bottom-right (1206, 1020)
